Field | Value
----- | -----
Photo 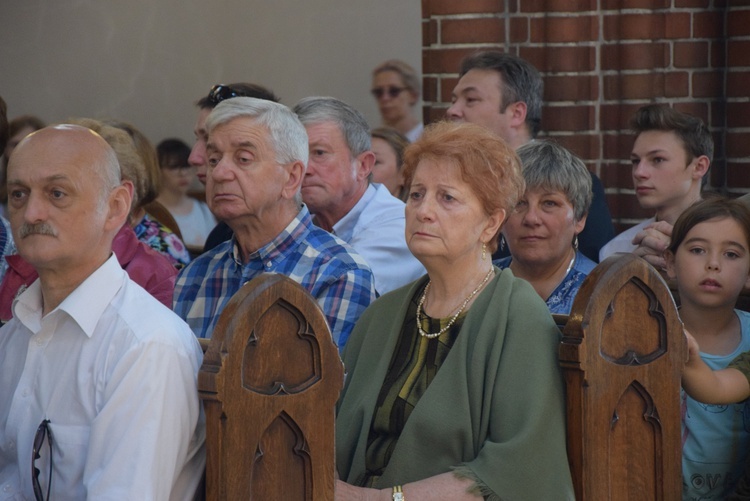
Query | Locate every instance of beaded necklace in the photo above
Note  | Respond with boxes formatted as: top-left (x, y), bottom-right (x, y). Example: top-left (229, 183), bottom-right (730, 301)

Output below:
top-left (416, 267), bottom-right (495, 339)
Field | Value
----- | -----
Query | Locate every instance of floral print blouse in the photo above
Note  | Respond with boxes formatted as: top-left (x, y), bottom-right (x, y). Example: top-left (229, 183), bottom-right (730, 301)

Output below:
top-left (134, 213), bottom-right (191, 269)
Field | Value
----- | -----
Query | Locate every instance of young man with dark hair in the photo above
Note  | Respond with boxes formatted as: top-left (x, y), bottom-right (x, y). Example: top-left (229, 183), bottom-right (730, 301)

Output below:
top-left (599, 104), bottom-right (712, 269)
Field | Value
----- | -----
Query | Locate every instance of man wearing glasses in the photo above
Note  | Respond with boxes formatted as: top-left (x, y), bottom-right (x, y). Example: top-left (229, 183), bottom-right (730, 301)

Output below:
top-left (447, 50), bottom-right (615, 264)
top-left (0, 125), bottom-right (205, 500)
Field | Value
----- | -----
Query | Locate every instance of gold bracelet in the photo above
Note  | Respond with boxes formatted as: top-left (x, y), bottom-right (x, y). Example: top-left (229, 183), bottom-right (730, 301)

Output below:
top-left (392, 485), bottom-right (405, 501)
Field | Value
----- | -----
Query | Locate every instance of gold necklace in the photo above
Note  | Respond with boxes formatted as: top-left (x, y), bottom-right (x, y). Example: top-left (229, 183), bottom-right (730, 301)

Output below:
top-left (416, 267), bottom-right (495, 339)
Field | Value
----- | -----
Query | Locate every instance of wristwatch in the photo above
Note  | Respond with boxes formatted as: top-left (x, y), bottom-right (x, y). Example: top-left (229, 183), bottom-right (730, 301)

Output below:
top-left (392, 485), bottom-right (405, 501)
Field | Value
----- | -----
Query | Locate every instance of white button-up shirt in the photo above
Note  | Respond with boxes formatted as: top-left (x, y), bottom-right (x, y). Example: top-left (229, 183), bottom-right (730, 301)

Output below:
top-left (0, 254), bottom-right (205, 500)
top-left (332, 183), bottom-right (425, 295)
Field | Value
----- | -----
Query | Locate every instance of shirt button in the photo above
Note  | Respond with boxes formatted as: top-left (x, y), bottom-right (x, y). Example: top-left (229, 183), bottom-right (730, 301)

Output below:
top-left (22, 389), bottom-right (29, 397)
top-left (35, 338), bottom-right (43, 346)
top-left (3, 484), bottom-right (11, 492)
top-left (265, 261), bottom-right (272, 268)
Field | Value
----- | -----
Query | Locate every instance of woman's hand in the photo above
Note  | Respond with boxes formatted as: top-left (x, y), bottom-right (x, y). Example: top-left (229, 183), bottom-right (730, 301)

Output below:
top-left (335, 480), bottom-right (389, 501)
top-left (335, 474), bottom-right (482, 500)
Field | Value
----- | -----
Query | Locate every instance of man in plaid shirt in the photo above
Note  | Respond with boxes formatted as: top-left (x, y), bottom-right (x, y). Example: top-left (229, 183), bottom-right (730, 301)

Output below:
top-left (173, 97), bottom-right (376, 348)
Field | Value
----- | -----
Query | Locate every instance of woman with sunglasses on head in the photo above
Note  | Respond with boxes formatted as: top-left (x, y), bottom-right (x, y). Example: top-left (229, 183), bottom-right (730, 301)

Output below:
top-left (156, 138), bottom-right (216, 252)
top-left (371, 59), bottom-right (423, 142)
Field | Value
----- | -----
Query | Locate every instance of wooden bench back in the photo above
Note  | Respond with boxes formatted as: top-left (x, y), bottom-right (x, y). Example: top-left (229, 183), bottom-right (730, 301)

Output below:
top-left (560, 253), bottom-right (685, 500)
top-left (197, 274), bottom-right (343, 500)
top-left (198, 255), bottom-right (685, 500)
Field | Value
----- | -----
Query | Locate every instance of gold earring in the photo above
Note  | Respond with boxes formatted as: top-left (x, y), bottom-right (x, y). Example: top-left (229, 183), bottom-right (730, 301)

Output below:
top-left (482, 243), bottom-right (487, 260)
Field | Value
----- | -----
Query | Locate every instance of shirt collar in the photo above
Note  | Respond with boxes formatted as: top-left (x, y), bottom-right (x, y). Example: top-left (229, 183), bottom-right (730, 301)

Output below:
top-left (14, 253), bottom-right (126, 338)
top-left (229, 205), bottom-right (313, 266)
top-left (332, 184), bottom-right (375, 241)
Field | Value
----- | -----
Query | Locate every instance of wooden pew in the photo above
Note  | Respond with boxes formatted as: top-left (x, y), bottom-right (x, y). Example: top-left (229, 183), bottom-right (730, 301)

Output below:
top-left (198, 274), bottom-right (343, 500)
top-left (560, 253), bottom-right (685, 500)
top-left (198, 254), bottom-right (685, 500)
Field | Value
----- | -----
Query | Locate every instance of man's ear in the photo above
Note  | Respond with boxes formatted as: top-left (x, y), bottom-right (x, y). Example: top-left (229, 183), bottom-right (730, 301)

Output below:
top-left (281, 161), bottom-right (305, 200)
top-left (692, 155), bottom-right (710, 180)
top-left (508, 101), bottom-right (528, 128)
top-left (356, 151), bottom-right (375, 181)
top-left (105, 181), bottom-right (133, 232)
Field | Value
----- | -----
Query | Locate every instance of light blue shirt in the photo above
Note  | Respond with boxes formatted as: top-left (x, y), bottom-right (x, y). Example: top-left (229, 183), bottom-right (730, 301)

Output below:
top-left (332, 183), bottom-right (425, 296)
top-left (682, 309), bottom-right (750, 500)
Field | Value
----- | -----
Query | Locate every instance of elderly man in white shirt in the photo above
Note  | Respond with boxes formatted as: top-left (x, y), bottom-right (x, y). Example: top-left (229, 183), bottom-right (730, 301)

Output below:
top-left (0, 125), bottom-right (204, 500)
top-left (294, 97), bottom-right (425, 295)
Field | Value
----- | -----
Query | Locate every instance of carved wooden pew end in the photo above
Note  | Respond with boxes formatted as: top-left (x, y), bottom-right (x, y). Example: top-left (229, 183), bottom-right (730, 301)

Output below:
top-left (197, 255), bottom-right (685, 500)
top-left (198, 274), bottom-right (343, 500)
top-left (560, 254), bottom-right (685, 500)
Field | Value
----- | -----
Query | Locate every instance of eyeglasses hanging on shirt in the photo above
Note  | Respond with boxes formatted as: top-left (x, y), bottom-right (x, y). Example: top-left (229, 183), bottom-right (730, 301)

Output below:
top-left (32, 419), bottom-right (53, 501)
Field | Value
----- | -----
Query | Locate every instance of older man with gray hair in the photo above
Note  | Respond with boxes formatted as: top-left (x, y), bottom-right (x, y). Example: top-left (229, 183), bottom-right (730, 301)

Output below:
top-left (294, 97), bottom-right (425, 296)
top-left (173, 97), bottom-right (376, 348)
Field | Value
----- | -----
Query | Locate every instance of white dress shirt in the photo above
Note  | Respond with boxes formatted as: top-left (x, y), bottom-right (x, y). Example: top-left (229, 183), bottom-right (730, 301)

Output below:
top-left (598, 217), bottom-right (655, 262)
top-left (405, 123), bottom-right (424, 143)
top-left (332, 183), bottom-right (425, 296)
top-left (0, 254), bottom-right (205, 500)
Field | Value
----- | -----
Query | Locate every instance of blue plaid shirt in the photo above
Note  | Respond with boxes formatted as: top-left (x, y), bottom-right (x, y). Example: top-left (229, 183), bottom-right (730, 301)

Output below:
top-left (173, 206), bottom-right (377, 348)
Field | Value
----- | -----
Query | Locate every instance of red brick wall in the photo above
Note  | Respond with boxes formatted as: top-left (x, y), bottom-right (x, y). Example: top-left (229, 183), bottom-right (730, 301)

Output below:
top-left (421, 0), bottom-right (748, 231)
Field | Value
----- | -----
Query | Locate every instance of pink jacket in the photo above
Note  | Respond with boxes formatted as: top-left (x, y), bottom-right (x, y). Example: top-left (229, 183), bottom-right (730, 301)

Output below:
top-left (0, 224), bottom-right (177, 321)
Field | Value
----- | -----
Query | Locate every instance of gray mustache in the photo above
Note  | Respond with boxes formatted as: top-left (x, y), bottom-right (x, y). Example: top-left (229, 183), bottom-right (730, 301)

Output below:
top-left (19, 223), bottom-right (57, 238)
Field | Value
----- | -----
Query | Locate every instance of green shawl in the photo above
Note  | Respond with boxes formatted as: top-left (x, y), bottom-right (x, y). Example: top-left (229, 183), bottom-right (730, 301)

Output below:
top-left (336, 268), bottom-right (574, 500)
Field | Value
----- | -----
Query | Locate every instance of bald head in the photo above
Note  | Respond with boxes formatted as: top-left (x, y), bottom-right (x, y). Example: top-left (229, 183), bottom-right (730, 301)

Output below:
top-left (10, 125), bottom-right (122, 200)
top-left (7, 124), bottom-right (132, 285)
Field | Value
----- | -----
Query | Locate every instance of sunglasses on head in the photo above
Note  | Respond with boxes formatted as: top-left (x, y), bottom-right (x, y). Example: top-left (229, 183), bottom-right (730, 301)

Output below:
top-left (371, 86), bottom-right (408, 99)
top-left (208, 84), bottom-right (243, 106)
top-left (32, 419), bottom-right (53, 501)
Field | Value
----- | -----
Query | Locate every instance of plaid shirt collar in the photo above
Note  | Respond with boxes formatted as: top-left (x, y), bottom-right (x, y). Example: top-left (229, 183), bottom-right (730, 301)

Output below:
top-left (228, 204), bottom-right (313, 269)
